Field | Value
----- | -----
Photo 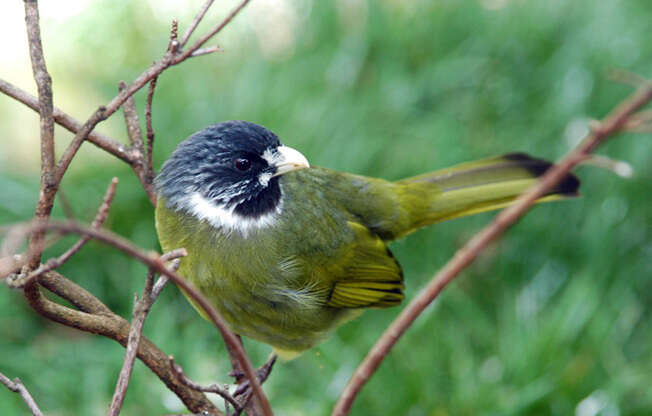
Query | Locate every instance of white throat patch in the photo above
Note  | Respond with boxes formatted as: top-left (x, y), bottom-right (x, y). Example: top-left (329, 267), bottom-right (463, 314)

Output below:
top-left (188, 191), bottom-right (282, 236)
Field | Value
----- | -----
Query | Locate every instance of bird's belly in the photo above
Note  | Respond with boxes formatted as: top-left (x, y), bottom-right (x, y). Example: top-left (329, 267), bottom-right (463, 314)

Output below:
top-left (184, 259), bottom-right (356, 354)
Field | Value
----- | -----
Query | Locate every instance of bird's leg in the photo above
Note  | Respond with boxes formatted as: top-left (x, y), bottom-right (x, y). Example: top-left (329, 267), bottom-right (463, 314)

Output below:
top-left (231, 353), bottom-right (278, 397)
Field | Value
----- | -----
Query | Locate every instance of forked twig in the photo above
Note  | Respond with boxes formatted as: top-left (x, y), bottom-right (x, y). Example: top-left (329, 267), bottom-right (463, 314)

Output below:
top-left (0, 371), bottom-right (44, 416)
top-left (179, 0), bottom-right (216, 48)
top-left (4, 220), bottom-right (272, 416)
top-left (10, 178), bottom-right (119, 288)
top-left (0, 79), bottom-right (134, 163)
top-left (170, 356), bottom-right (241, 414)
top-left (108, 249), bottom-right (187, 416)
top-left (3, 0), bottom-right (259, 414)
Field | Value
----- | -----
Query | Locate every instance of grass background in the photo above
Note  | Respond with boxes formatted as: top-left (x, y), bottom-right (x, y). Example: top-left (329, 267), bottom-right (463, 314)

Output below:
top-left (1, 0), bottom-right (651, 415)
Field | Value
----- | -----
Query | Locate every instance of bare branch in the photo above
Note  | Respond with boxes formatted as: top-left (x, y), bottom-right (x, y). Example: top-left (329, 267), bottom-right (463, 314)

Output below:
top-left (4, 220), bottom-right (272, 416)
top-left (0, 78), bottom-right (136, 164)
top-left (170, 356), bottom-right (241, 413)
top-left (55, 107), bottom-right (108, 182)
top-left (332, 81), bottom-right (652, 416)
top-left (191, 45), bottom-right (222, 57)
top-left (39, 269), bottom-right (113, 315)
top-left (175, 0), bottom-right (251, 63)
top-left (57, 189), bottom-right (76, 220)
top-left (103, 0), bottom-right (252, 121)
top-left (23, 270), bottom-right (220, 414)
top-left (12, 178), bottom-right (119, 288)
top-left (179, 0), bottom-right (215, 48)
top-left (119, 81), bottom-right (145, 153)
top-left (0, 371), bottom-right (44, 416)
top-left (108, 248), bottom-right (187, 416)
top-left (581, 154), bottom-right (634, 178)
top-left (145, 77), bottom-right (158, 185)
top-left (5, 0), bottom-right (261, 413)
top-left (24, 0), bottom-right (54, 184)
top-left (107, 293), bottom-right (143, 416)
top-left (24, 0), bottom-right (56, 270)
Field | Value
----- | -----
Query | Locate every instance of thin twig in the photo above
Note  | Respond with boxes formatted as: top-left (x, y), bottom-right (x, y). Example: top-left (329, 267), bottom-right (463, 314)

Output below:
top-left (145, 77), bottom-right (158, 185)
top-left (170, 357), bottom-right (241, 412)
top-left (174, 0), bottom-right (251, 63)
top-left (3, 220), bottom-right (272, 416)
top-left (57, 189), bottom-right (76, 220)
top-left (23, 270), bottom-right (219, 414)
top-left (12, 178), bottom-right (119, 288)
top-left (191, 45), bottom-right (222, 57)
top-left (179, 0), bottom-right (215, 48)
top-left (55, 107), bottom-right (108, 183)
top-left (108, 249), bottom-right (187, 416)
top-left (0, 371), bottom-right (44, 416)
top-left (24, 0), bottom-right (56, 270)
top-left (119, 81), bottom-right (145, 153)
top-left (0, 79), bottom-right (136, 164)
top-left (100, 0), bottom-right (252, 129)
top-left (24, 0), bottom-right (54, 184)
top-left (332, 81), bottom-right (652, 416)
top-left (581, 155), bottom-right (634, 178)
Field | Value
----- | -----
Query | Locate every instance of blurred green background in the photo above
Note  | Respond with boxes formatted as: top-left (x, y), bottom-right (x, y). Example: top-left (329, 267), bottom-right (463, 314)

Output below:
top-left (1, 0), bottom-right (651, 415)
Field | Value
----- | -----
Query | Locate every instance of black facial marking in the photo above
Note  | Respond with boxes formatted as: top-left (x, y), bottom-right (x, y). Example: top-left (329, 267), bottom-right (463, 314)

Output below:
top-left (155, 121), bottom-right (284, 219)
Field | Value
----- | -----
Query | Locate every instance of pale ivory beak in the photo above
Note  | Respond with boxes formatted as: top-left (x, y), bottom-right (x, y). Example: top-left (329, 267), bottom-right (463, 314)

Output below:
top-left (271, 146), bottom-right (310, 177)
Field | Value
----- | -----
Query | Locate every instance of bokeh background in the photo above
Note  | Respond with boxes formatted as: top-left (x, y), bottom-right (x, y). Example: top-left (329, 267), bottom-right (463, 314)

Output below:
top-left (1, 0), bottom-right (651, 415)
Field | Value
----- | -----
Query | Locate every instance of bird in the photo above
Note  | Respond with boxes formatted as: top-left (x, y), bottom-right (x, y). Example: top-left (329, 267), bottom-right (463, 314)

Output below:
top-left (154, 120), bottom-right (580, 360)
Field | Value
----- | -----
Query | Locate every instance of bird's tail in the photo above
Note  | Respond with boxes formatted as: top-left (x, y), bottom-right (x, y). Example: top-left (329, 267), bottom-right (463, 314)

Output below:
top-left (398, 153), bottom-right (580, 231)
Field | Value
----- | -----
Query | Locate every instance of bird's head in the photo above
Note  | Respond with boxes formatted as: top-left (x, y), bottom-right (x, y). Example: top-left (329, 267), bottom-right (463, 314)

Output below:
top-left (155, 121), bottom-right (310, 232)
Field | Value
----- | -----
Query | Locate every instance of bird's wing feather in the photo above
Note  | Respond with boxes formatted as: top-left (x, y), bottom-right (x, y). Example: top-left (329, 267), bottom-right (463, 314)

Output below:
top-left (326, 221), bottom-right (404, 308)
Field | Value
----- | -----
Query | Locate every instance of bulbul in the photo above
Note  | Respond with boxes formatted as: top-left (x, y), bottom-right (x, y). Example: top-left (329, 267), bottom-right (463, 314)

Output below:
top-left (155, 120), bottom-right (579, 359)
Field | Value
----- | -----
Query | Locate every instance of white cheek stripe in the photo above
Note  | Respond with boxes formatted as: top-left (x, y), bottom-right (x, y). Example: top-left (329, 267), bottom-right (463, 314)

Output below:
top-left (258, 172), bottom-right (273, 187)
top-left (188, 192), bottom-right (281, 236)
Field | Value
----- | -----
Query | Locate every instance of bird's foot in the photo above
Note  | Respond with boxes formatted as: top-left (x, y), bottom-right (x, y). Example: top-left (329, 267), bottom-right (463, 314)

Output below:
top-left (230, 354), bottom-right (278, 398)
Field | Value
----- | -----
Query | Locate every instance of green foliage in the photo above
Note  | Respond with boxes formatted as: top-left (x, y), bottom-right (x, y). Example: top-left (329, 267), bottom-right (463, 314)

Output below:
top-left (1, 0), bottom-right (651, 414)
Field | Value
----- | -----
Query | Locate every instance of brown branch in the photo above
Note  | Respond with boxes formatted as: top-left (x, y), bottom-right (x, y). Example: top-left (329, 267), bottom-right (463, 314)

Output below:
top-left (119, 81), bottom-right (145, 153)
top-left (145, 77), bottom-right (158, 186)
top-left (6, 1), bottom-right (261, 413)
top-left (0, 79), bottom-right (136, 164)
top-left (179, 0), bottom-right (215, 48)
top-left (24, 0), bottom-right (54, 183)
top-left (40, 269), bottom-right (113, 315)
top-left (4, 0), bottom-right (253, 209)
top-left (24, 0), bottom-right (56, 270)
top-left (22, 271), bottom-right (220, 414)
top-left (0, 371), bottom-right (44, 416)
top-left (108, 249), bottom-right (187, 416)
top-left (13, 178), bottom-right (119, 288)
top-left (57, 189), bottom-right (76, 220)
top-left (170, 357), bottom-right (241, 413)
top-left (191, 46), bottom-right (222, 57)
top-left (102, 0), bottom-right (251, 121)
top-left (175, 0), bottom-right (251, 63)
top-left (332, 81), bottom-right (652, 416)
top-left (5, 220), bottom-right (273, 416)
top-left (55, 107), bottom-right (108, 182)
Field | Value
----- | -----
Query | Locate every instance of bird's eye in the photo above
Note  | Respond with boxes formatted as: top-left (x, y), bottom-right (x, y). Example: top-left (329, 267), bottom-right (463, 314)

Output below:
top-left (234, 158), bottom-right (252, 172)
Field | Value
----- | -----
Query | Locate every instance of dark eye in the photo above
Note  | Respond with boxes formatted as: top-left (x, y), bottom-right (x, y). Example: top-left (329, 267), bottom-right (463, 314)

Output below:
top-left (234, 158), bottom-right (252, 172)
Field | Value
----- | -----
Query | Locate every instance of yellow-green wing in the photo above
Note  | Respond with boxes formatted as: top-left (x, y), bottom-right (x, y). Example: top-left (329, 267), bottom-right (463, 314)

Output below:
top-left (326, 221), bottom-right (404, 308)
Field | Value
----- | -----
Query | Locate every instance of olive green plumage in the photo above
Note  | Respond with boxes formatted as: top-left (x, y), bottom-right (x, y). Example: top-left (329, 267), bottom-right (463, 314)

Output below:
top-left (156, 152), bottom-right (579, 359)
